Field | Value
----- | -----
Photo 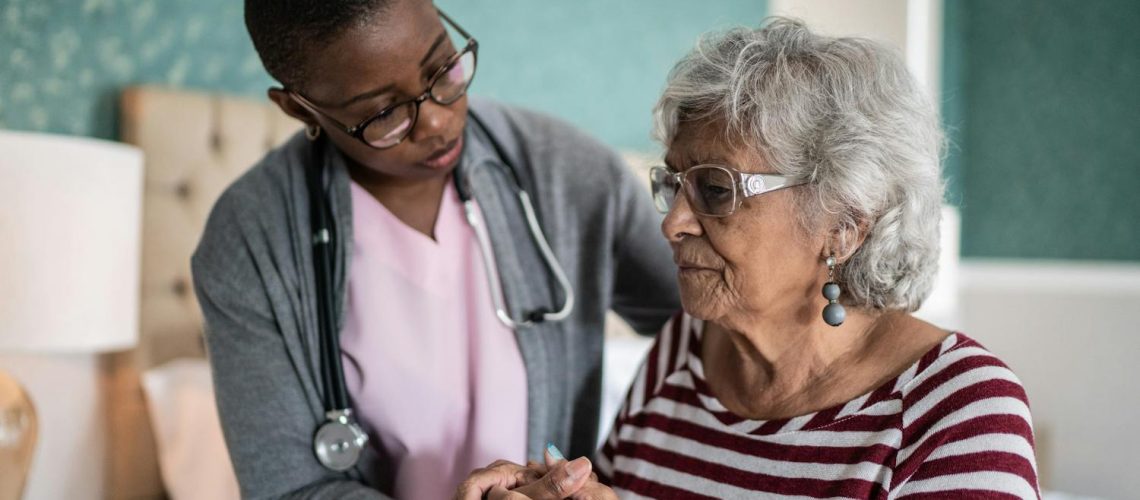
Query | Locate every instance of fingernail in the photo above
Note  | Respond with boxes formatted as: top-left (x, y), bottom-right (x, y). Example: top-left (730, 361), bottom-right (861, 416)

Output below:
top-left (565, 457), bottom-right (590, 483)
top-left (545, 442), bottom-right (566, 461)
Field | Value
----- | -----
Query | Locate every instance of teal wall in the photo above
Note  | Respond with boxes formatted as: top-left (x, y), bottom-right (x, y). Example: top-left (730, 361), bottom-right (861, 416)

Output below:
top-left (434, 0), bottom-right (765, 152)
top-left (0, 0), bottom-right (270, 140)
top-left (6, 0), bottom-right (1134, 260)
top-left (942, 0), bottom-right (1140, 260)
top-left (0, 0), bottom-right (765, 150)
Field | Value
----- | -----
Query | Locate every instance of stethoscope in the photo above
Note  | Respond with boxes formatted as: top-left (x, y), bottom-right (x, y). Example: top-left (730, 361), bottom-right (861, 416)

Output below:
top-left (306, 110), bottom-right (574, 471)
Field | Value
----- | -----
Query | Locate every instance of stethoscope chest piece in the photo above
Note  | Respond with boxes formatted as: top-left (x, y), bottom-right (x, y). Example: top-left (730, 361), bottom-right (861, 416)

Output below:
top-left (313, 409), bottom-right (369, 471)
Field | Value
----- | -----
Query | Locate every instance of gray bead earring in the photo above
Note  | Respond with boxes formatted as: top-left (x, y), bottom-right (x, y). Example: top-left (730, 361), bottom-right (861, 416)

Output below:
top-left (822, 255), bottom-right (846, 327)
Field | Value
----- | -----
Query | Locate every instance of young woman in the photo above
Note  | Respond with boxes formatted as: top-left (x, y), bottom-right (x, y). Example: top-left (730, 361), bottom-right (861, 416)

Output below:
top-left (191, 0), bottom-right (679, 498)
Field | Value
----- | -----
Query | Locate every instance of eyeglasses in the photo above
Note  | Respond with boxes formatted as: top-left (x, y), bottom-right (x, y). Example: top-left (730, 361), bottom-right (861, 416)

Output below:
top-left (649, 164), bottom-right (807, 217)
top-left (289, 9), bottom-right (478, 150)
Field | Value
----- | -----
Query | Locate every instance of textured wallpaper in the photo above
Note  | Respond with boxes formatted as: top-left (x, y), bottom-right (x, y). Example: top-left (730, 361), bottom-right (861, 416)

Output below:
top-left (0, 0), bottom-right (764, 148)
top-left (0, 0), bottom-right (271, 140)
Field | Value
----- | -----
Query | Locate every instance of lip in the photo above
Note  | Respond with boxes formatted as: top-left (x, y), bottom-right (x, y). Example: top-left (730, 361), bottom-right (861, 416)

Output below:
top-left (419, 136), bottom-right (464, 170)
top-left (677, 263), bottom-right (716, 273)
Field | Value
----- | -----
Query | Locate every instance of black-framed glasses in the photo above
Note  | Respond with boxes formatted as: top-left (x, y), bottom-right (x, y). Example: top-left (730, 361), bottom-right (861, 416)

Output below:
top-left (649, 164), bottom-right (807, 217)
top-left (290, 9), bottom-right (478, 149)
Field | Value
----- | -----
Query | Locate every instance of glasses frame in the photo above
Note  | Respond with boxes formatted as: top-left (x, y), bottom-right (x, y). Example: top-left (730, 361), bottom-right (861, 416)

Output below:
top-left (650, 164), bottom-right (808, 217)
top-left (288, 8), bottom-right (478, 150)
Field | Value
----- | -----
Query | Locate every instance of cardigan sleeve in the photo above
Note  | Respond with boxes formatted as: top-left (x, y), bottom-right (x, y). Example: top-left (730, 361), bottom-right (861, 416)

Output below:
top-left (193, 185), bottom-right (389, 500)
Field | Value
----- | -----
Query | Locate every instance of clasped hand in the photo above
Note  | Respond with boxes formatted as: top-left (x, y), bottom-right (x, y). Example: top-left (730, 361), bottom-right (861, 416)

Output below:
top-left (453, 449), bottom-right (617, 500)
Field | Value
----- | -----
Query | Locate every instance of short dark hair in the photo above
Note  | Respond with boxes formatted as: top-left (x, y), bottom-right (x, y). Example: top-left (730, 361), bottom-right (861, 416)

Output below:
top-left (245, 0), bottom-right (393, 89)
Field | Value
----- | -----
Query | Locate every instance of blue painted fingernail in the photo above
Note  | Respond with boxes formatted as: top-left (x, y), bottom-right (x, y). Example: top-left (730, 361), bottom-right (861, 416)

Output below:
top-left (546, 442), bottom-right (566, 461)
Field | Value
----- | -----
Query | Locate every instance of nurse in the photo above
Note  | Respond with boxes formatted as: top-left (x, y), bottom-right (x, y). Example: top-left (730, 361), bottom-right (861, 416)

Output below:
top-left (191, 0), bottom-right (680, 498)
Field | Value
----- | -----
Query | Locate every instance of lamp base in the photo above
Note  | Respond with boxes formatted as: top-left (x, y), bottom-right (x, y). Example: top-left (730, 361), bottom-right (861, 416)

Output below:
top-left (0, 369), bottom-right (37, 500)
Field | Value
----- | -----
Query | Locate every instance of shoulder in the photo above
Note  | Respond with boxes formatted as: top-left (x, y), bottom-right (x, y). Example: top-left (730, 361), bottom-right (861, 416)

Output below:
top-left (467, 97), bottom-right (634, 190)
top-left (468, 97), bottom-right (612, 155)
top-left (900, 334), bottom-right (1033, 437)
top-left (901, 334), bottom-right (1031, 419)
top-left (896, 334), bottom-right (1036, 474)
top-left (213, 131), bottom-right (308, 218)
top-left (193, 131), bottom-right (308, 277)
top-left (893, 333), bottom-right (1039, 497)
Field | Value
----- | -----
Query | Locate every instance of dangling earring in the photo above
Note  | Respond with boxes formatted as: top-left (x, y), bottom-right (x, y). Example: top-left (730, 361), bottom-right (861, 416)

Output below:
top-left (822, 254), bottom-right (846, 327)
top-left (305, 124), bottom-right (321, 141)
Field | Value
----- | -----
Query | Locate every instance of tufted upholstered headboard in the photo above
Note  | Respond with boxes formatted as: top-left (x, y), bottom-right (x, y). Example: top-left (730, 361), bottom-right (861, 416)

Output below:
top-left (108, 86), bottom-right (299, 499)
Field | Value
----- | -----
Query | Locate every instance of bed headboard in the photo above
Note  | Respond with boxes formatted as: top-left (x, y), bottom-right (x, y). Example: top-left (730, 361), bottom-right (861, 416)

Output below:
top-left (108, 86), bottom-right (299, 499)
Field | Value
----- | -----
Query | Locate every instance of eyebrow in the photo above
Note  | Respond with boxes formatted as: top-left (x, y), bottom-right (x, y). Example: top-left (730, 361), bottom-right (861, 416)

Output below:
top-left (665, 154), bottom-right (728, 170)
top-left (419, 31), bottom-right (449, 67)
top-left (337, 31), bottom-right (449, 108)
top-left (338, 84), bottom-right (397, 109)
top-left (692, 155), bottom-right (729, 165)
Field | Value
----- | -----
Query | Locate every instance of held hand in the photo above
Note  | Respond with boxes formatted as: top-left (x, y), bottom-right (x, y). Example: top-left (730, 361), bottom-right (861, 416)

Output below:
top-left (564, 480), bottom-right (619, 500)
top-left (453, 457), bottom-right (591, 500)
top-left (453, 460), bottom-right (541, 500)
top-left (535, 448), bottom-right (617, 500)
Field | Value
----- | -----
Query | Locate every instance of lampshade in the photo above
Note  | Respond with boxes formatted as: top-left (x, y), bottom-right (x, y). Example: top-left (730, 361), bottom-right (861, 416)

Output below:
top-left (0, 130), bottom-right (143, 352)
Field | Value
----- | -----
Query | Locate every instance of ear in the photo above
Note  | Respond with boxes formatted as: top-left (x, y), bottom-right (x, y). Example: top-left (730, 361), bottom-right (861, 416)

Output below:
top-left (823, 213), bottom-right (871, 263)
top-left (268, 88), bottom-right (317, 127)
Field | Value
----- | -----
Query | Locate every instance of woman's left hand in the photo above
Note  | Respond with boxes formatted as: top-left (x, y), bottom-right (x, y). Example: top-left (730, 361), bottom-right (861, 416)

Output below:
top-left (523, 454), bottom-right (618, 500)
top-left (453, 456), bottom-right (593, 500)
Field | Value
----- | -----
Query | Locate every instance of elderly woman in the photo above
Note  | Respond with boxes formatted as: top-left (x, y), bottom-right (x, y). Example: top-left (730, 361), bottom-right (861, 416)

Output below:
top-left (456, 18), bottom-right (1039, 500)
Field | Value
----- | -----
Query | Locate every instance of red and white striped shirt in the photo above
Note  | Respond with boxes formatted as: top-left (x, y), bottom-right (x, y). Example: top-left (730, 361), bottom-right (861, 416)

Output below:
top-left (597, 313), bottom-right (1039, 499)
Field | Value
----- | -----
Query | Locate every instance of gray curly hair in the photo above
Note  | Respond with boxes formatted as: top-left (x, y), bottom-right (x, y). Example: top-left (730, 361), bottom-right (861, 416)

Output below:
top-left (654, 17), bottom-right (945, 312)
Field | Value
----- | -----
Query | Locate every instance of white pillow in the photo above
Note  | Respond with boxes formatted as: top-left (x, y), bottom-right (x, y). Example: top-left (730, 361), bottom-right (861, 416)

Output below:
top-left (142, 358), bottom-right (240, 500)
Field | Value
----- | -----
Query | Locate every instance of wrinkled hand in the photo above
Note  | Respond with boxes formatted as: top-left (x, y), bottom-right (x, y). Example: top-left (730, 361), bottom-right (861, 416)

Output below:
top-left (524, 451), bottom-right (618, 500)
top-left (453, 454), bottom-right (593, 500)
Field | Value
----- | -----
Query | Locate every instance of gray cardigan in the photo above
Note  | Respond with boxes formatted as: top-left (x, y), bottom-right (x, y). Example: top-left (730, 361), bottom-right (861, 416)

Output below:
top-left (191, 98), bottom-right (680, 499)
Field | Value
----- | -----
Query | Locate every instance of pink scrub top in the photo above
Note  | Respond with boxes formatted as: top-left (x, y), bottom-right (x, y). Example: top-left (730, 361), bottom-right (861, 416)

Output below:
top-left (340, 178), bottom-right (528, 500)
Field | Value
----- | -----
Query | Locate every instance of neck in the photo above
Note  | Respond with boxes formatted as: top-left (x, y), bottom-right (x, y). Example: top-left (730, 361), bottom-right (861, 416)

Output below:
top-left (346, 159), bottom-right (450, 239)
top-left (348, 161), bottom-right (448, 201)
top-left (703, 305), bottom-right (888, 419)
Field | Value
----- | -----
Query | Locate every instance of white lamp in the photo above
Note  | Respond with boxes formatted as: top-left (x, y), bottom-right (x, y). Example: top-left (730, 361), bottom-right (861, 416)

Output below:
top-left (0, 130), bottom-right (143, 500)
top-left (0, 131), bottom-right (143, 352)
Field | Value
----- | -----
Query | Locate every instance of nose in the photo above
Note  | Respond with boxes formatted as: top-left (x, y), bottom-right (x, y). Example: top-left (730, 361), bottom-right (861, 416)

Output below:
top-left (410, 97), bottom-right (453, 143)
top-left (662, 192), bottom-right (703, 243)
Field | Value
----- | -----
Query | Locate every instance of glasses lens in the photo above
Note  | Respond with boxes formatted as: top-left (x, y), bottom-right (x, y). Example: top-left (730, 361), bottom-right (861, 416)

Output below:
top-left (685, 166), bottom-right (736, 216)
top-left (362, 102), bottom-right (415, 148)
top-left (431, 50), bottom-right (476, 104)
top-left (649, 167), bottom-right (678, 214)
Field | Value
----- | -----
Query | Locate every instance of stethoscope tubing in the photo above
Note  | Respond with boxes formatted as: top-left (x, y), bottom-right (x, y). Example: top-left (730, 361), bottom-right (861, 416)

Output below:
top-left (308, 137), bottom-right (368, 471)
top-left (462, 190), bottom-right (575, 330)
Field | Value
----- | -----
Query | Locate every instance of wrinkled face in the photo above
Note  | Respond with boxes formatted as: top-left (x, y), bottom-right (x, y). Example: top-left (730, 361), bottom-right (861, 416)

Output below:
top-left (661, 121), bottom-right (826, 327)
top-left (290, 0), bottom-right (468, 180)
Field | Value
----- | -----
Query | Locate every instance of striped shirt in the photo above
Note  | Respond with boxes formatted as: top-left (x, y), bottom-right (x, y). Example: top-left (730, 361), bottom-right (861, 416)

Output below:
top-left (597, 313), bottom-right (1039, 499)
